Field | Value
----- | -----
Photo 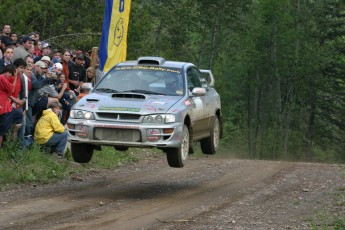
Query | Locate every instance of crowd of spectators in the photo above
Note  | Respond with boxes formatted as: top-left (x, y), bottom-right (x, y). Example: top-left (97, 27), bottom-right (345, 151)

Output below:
top-left (0, 24), bottom-right (103, 156)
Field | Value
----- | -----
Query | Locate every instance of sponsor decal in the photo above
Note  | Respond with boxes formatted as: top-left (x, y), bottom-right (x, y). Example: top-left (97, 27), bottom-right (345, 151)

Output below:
top-left (76, 124), bottom-right (88, 137)
top-left (98, 106), bottom-right (140, 112)
top-left (94, 124), bottom-right (139, 129)
top-left (184, 100), bottom-right (191, 106)
top-left (115, 66), bottom-right (181, 73)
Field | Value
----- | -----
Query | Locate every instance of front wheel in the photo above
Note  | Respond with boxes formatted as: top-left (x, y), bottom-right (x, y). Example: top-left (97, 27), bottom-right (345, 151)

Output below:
top-left (166, 124), bottom-right (189, 168)
top-left (200, 116), bottom-right (220, 155)
top-left (71, 143), bottom-right (93, 163)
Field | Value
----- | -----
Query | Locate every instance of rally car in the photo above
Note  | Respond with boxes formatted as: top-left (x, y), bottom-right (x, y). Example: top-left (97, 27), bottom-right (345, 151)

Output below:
top-left (67, 56), bottom-right (222, 167)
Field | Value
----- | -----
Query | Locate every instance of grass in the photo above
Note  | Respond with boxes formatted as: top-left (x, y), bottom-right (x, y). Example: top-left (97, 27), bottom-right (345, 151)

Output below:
top-left (0, 139), bottom-right (142, 188)
top-left (310, 169), bottom-right (345, 230)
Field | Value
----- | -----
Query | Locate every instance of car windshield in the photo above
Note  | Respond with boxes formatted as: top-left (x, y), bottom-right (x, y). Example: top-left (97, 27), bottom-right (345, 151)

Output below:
top-left (95, 66), bottom-right (185, 96)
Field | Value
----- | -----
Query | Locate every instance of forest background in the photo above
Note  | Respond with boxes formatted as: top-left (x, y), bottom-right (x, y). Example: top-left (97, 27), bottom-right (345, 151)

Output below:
top-left (0, 0), bottom-right (344, 163)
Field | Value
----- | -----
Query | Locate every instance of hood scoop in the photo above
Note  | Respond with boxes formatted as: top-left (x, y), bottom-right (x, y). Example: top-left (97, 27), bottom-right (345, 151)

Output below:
top-left (86, 98), bottom-right (99, 102)
top-left (112, 93), bottom-right (146, 99)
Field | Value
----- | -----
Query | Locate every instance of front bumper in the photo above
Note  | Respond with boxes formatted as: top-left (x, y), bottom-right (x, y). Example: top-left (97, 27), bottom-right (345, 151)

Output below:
top-left (67, 119), bottom-right (184, 148)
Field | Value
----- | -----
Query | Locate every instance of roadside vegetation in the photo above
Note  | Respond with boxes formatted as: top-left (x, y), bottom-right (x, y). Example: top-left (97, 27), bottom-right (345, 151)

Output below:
top-left (0, 139), bottom-right (140, 188)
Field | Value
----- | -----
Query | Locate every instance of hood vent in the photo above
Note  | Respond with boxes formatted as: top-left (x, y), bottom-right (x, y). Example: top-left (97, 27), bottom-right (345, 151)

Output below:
top-left (112, 93), bottom-right (146, 99)
top-left (86, 98), bottom-right (99, 102)
top-left (137, 56), bottom-right (166, 65)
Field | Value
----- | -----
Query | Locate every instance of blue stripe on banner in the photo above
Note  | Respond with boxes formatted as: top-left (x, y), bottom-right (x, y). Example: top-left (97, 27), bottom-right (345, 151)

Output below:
top-left (99, 0), bottom-right (114, 72)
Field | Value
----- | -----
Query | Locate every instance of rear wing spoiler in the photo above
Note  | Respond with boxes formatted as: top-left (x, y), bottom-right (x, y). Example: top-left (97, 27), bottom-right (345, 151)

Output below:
top-left (199, 69), bottom-right (215, 87)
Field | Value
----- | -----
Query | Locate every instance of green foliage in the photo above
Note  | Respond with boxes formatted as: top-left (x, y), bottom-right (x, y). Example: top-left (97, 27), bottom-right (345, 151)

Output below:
top-left (0, 142), bottom-right (69, 184)
top-left (88, 146), bottom-right (139, 169)
top-left (0, 0), bottom-right (104, 50)
top-left (0, 141), bottom-right (139, 186)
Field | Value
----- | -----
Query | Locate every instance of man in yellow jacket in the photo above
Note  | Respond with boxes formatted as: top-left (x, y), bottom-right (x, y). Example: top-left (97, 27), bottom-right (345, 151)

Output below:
top-left (34, 102), bottom-right (67, 157)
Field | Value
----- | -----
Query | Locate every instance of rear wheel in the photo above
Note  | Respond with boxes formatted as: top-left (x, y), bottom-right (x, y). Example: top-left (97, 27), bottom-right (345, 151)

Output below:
top-left (201, 116), bottom-right (220, 155)
top-left (114, 146), bottom-right (129, 151)
top-left (166, 125), bottom-right (189, 168)
top-left (71, 143), bottom-right (93, 163)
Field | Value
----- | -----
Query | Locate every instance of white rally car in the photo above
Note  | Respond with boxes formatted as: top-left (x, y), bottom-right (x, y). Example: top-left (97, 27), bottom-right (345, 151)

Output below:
top-left (67, 56), bottom-right (222, 167)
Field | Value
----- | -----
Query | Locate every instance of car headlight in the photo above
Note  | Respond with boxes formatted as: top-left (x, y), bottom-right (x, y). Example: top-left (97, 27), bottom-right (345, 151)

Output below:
top-left (165, 114), bottom-right (175, 123)
top-left (70, 109), bottom-right (95, 120)
top-left (143, 114), bottom-right (175, 123)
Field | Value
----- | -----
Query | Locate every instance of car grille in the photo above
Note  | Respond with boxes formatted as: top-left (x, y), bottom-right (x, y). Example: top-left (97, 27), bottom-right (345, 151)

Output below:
top-left (94, 128), bottom-right (141, 142)
top-left (96, 113), bottom-right (141, 121)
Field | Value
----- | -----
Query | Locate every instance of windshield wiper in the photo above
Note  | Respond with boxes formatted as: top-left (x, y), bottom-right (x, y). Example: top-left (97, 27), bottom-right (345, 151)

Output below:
top-left (122, 89), bottom-right (162, 95)
top-left (95, 88), bottom-right (119, 93)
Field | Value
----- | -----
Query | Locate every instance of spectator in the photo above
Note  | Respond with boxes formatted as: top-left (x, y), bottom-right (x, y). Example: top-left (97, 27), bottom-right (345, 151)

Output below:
top-left (85, 67), bottom-right (96, 86)
top-left (33, 32), bottom-right (40, 42)
top-left (13, 36), bottom-right (34, 61)
top-left (24, 55), bottom-right (34, 101)
top-left (0, 25), bottom-right (13, 51)
top-left (25, 55), bottom-right (35, 70)
top-left (22, 63), bottom-right (34, 148)
top-left (55, 73), bottom-right (75, 124)
top-left (55, 70), bottom-right (76, 100)
top-left (26, 60), bottom-right (54, 136)
top-left (34, 60), bottom-right (60, 120)
top-left (10, 59), bottom-right (28, 145)
top-left (76, 82), bottom-right (92, 101)
top-left (34, 101), bottom-right (67, 157)
top-left (33, 40), bottom-right (42, 57)
top-left (52, 49), bottom-right (61, 61)
top-left (0, 47), bottom-right (14, 73)
top-left (52, 62), bottom-right (63, 78)
top-left (28, 44), bottom-right (36, 59)
top-left (41, 56), bottom-right (51, 70)
top-left (10, 33), bottom-right (18, 44)
top-left (61, 49), bottom-right (71, 81)
top-left (68, 53), bottom-right (86, 95)
top-left (0, 64), bottom-right (23, 147)
top-left (10, 58), bottom-right (27, 110)
top-left (34, 42), bottom-right (51, 62)
top-left (28, 32), bottom-right (36, 40)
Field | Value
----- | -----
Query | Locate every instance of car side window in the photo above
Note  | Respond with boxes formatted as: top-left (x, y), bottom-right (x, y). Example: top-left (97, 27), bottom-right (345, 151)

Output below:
top-left (187, 68), bottom-right (202, 91)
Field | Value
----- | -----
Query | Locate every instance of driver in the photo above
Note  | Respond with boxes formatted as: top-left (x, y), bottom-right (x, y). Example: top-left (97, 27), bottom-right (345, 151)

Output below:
top-left (164, 72), bottom-right (180, 95)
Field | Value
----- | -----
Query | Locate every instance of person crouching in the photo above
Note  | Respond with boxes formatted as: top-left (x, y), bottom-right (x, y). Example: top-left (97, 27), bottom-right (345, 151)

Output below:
top-left (34, 102), bottom-right (67, 157)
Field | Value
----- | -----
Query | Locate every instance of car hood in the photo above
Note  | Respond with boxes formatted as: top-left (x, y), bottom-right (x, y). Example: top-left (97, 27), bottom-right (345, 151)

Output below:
top-left (74, 92), bottom-right (183, 114)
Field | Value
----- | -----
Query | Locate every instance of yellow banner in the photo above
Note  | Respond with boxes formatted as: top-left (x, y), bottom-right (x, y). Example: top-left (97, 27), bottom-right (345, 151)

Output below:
top-left (100, 0), bottom-right (131, 72)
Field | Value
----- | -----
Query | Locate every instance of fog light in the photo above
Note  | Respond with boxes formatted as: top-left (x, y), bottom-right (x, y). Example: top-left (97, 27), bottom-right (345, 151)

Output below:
top-left (148, 136), bottom-right (160, 142)
top-left (67, 123), bottom-right (75, 129)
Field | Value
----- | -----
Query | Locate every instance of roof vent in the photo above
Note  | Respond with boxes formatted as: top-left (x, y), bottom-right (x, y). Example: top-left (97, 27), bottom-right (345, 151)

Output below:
top-left (137, 56), bottom-right (166, 65)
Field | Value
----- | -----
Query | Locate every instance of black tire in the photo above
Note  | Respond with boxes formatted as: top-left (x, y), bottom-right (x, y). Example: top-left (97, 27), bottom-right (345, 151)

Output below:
top-left (114, 146), bottom-right (129, 151)
top-left (71, 143), bottom-right (93, 163)
top-left (166, 124), bottom-right (189, 168)
top-left (201, 116), bottom-right (220, 155)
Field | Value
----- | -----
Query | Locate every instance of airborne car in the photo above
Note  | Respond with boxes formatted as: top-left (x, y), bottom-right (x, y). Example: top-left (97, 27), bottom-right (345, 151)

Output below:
top-left (67, 57), bottom-right (222, 167)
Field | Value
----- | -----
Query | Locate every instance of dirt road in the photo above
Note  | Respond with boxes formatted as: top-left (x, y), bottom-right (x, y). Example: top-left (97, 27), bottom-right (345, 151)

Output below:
top-left (0, 153), bottom-right (344, 229)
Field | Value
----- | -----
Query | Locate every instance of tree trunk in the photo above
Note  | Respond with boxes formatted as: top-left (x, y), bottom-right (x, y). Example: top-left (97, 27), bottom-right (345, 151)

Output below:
top-left (306, 100), bottom-right (316, 161)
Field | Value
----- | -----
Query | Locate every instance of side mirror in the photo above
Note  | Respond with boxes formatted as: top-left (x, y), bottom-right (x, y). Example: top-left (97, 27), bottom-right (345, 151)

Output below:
top-left (191, 87), bottom-right (206, 96)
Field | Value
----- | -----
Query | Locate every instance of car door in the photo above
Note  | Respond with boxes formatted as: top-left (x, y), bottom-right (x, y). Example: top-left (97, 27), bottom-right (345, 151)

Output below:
top-left (187, 67), bottom-right (210, 139)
